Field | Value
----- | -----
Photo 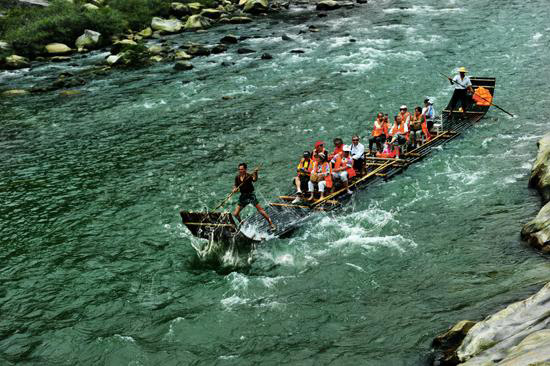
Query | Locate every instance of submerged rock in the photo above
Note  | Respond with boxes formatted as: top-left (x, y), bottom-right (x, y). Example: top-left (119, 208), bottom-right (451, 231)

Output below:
top-left (220, 34), bottom-right (239, 44)
top-left (1, 89), bottom-right (29, 96)
top-left (151, 17), bottom-right (183, 33)
top-left (261, 52), bottom-right (272, 59)
top-left (75, 29), bottom-right (101, 52)
top-left (229, 16), bottom-right (253, 24)
top-left (174, 61), bottom-right (193, 70)
top-left (528, 132), bottom-right (550, 203)
top-left (187, 44), bottom-right (211, 56)
top-left (316, 0), bottom-right (340, 11)
top-left (237, 47), bottom-right (255, 54)
top-left (4, 54), bottom-right (30, 69)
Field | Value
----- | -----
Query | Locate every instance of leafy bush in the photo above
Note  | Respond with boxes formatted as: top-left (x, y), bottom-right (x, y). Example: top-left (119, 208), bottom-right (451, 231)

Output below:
top-left (1, 0), bottom-right (127, 56)
top-left (107, 0), bottom-right (172, 30)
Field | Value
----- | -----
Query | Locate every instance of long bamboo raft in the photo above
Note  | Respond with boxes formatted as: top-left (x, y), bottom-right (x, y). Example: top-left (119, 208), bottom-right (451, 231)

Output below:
top-left (181, 77), bottom-right (496, 245)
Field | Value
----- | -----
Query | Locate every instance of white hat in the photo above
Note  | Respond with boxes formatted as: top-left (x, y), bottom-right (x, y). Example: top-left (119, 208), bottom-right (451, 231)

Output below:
top-left (343, 145), bottom-right (351, 152)
top-left (400, 105), bottom-right (407, 109)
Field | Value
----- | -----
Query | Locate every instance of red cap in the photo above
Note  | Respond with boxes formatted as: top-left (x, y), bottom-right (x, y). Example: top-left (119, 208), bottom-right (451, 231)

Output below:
top-left (315, 140), bottom-right (324, 148)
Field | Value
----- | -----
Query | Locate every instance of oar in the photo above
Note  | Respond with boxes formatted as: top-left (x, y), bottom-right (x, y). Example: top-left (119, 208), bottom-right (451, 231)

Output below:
top-left (211, 164), bottom-right (262, 212)
top-left (438, 72), bottom-right (515, 117)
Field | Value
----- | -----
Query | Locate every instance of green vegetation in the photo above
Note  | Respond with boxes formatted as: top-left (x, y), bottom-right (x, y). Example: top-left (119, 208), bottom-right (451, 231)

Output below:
top-left (0, 0), bottom-right (175, 57)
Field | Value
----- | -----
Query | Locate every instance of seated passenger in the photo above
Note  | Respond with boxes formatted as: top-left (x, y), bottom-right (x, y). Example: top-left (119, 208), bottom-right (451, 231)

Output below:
top-left (331, 145), bottom-right (355, 194)
top-left (410, 106), bottom-right (425, 148)
top-left (329, 138), bottom-right (344, 160)
top-left (313, 140), bottom-right (327, 158)
top-left (350, 135), bottom-right (365, 175)
top-left (368, 112), bottom-right (387, 155)
top-left (399, 105), bottom-right (411, 127)
top-left (422, 98), bottom-right (435, 131)
top-left (294, 151), bottom-right (312, 196)
top-left (388, 115), bottom-right (409, 159)
top-left (307, 153), bottom-right (332, 202)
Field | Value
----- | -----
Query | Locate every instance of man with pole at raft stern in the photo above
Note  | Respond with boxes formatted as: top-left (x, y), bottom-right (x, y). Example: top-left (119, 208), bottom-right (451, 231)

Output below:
top-left (448, 66), bottom-right (475, 120)
top-left (232, 163), bottom-right (276, 231)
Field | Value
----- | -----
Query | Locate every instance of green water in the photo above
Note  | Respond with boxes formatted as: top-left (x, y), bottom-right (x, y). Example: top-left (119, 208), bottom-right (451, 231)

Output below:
top-left (2, 0), bottom-right (550, 364)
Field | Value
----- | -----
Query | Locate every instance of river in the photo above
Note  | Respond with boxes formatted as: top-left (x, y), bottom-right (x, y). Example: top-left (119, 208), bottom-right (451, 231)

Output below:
top-left (2, 0), bottom-right (550, 364)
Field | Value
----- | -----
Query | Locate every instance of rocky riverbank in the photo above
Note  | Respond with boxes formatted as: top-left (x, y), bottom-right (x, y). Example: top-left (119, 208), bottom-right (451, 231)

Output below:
top-left (1, 0), bottom-right (363, 96)
top-left (432, 132), bottom-right (550, 366)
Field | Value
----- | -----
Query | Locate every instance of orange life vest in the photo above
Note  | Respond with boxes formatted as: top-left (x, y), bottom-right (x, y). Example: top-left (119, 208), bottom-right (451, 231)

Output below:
top-left (472, 87), bottom-right (492, 106)
top-left (399, 111), bottom-right (411, 126)
top-left (334, 154), bottom-right (356, 178)
top-left (311, 161), bottom-right (333, 188)
top-left (417, 114), bottom-right (432, 141)
top-left (297, 158), bottom-right (312, 176)
top-left (371, 119), bottom-right (385, 137)
top-left (390, 123), bottom-right (409, 141)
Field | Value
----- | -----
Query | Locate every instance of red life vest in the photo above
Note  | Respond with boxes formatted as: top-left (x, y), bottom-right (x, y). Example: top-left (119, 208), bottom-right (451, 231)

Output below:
top-left (371, 119), bottom-right (385, 137)
top-left (334, 154), bottom-right (356, 178)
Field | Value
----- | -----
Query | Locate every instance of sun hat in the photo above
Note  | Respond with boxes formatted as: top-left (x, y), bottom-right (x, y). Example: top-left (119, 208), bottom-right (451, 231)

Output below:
top-left (458, 66), bottom-right (468, 73)
top-left (343, 145), bottom-right (351, 152)
top-left (400, 105), bottom-right (407, 109)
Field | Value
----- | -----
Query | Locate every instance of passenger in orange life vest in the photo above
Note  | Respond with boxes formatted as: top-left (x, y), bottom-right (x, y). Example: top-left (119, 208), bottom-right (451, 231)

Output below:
top-left (307, 153), bottom-right (332, 202)
top-left (313, 140), bottom-right (327, 158)
top-left (410, 106), bottom-right (428, 148)
top-left (368, 112), bottom-right (387, 155)
top-left (294, 151), bottom-right (312, 196)
top-left (329, 137), bottom-right (344, 160)
top-left (398, 105), bottom-right (411, 128)
top-left (388, 114), bottom-right (409, 149)
top-left (331, 145), bottom-right (355, 195)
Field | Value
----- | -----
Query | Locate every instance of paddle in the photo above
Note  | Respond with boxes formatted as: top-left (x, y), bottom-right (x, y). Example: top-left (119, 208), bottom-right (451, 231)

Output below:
top-left (211, 164), bottom-right (262, 212)
top-left (439, 72), bottom-right (515, 117)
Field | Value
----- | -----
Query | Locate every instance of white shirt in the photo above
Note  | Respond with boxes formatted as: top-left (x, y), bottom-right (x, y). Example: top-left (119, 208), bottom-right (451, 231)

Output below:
top-left (422, 104), bottom-right (435, 121)
top-left (350, 142), bottom-right (365, 160)
top-left (452, 75), bottom-right (472, 90)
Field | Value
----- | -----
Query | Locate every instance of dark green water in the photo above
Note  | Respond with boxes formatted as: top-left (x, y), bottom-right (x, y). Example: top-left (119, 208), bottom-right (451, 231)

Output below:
top-left (2, 0), bottom-right (550, 364)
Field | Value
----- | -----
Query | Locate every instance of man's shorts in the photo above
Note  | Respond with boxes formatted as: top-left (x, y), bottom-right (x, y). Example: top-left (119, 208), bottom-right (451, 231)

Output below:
top-left (238, 192), bottom-right (259, 207)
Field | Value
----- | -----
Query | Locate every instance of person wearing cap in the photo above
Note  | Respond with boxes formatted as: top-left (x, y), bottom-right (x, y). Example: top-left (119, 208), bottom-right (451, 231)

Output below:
top-left (307, 153), bottom-right (332, 202)
top-left (313, 140), bottom-right (327, 158)
top-left (398, 105), bottom-right (411, 128)
top-left (350, 135), bottom-right (365, 175)
top-left (448, 66), bottom-right (474, 119)
top-left (422, 98), bottom-right (436, 131)
top-left (294, 151), bottom-right (312, 198)
top-left (331, 145), bottom-right (355, 194)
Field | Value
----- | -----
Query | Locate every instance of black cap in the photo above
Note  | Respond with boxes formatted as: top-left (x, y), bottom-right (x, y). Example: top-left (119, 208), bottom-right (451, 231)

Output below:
top-left (303, 151), bottom-right (311, 157)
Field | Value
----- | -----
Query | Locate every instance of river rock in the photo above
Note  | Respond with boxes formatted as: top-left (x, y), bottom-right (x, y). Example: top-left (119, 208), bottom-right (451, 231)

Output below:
top-left (150, 55), bottom-right (163, 62)
top-left (237, 47), bottom-right (255, 54)
top-left (261, 52), bottom-right (272, 59)
top-left (59, 90), bottom-right (82, 97)
top-left (75, 29), bottom-right (100, 51)
top-left (184, 14), bottom-right (212, 30)
top-left (50, 56), bottom-right (71, 62)
top-left (45, 43), bottom-right (72, 55)
top-left (433, 320), bottom-right (477, 365)
top-left (105, 54), bottom-right (122, 66)
top-left (174, 61), bottom-right (193, 70)
top-left (18, 0), bottom-right (49, 6)
top-left (138, 27), bottom-right (152, 38)
top-left (147, 44), bottom-right (164, 55)
top-left (82, 3), bottom-right (99, 10)
top-left (200, 8), bottom-right (223, 19)
top-left (174, 51), bottom-right (192, 60)
top-left (220, 34), bottom-right (239, 44)
top-left (187, 2), bottom-right (204, 14)
top-left (528, 132), bottom-right (550, 203)
top-left (0, 41), bottom-right (12, 51)
top-left (1, 89), bottom-right (29, 96)
top-left (187, 44), bottom-right (211, 56)
top-left (521, 201), bottom-right (550, 253)
top-left (229, 16), bottom-right (253, 24)
top-left (453, 281), bottom-right (550, 365)
top-left (281, 34), bottom-right (293, 41)
top-left (111, 39), bottom-right (137, 54)
top-left (151, 17), bottom-right (183, 33)
top-left (316, 0), bottom-right (340, 10)
top-left (4, 54), bottom-right (30, 69)
top-left (240, 0), bottom-right (268, 14)
top-left (170, 2), bottom-right (190, 16)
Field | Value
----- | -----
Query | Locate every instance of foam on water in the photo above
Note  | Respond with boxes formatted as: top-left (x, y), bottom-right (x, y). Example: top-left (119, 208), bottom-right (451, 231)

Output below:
top-left (383, 5), bottom-right (463, 14)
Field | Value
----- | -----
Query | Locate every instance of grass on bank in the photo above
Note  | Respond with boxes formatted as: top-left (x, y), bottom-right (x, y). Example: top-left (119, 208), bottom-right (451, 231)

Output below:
top-left (0, 0), bottom-right (178, 57)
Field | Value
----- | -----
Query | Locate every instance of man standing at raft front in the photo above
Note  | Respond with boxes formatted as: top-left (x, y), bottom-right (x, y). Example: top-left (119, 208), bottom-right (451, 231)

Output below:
top-left (233, 163), bottom-right (276, 231)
